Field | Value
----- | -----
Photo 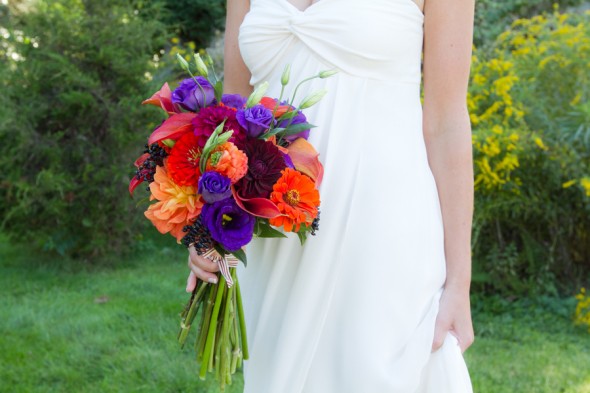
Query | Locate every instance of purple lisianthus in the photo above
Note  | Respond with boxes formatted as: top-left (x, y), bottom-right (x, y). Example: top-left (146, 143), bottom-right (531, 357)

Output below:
top-left (221, 94), bottom-right (247, 110)
top-left (200, 198), bottom-right (255, 252)
top-left (198, 171), bottom-right (232, 203)
top-left (236, 104), bottom-right (275, 138)
top-left (171, 77), bottom-right (216, 112)
top-left (282, 152), bottom-right (294, 169)
top-left (278, 111), bottom-right (310, 143)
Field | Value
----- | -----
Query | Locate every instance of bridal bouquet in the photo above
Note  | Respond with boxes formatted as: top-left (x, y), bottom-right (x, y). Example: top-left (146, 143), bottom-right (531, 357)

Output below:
top-left (129, 52), bottom-right (334, 390)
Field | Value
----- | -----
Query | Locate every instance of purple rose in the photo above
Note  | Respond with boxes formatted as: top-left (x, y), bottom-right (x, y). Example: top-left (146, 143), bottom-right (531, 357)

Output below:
top-left (236, 104), bottom-right (275, 138)
top-left (278, 111), bottom-right (310, 143)
top-left (171, 77), bottom-right (216, 112)
top-left (221, 94), bottom-right (247, 110)
top-left (198, 171), bottom-right (232, 203)
top-left (201, 198), bottom-right (255, 252)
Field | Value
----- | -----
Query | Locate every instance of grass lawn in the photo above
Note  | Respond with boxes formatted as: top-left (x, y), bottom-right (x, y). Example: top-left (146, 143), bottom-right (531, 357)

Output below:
top-left (1, 234), bottom-right (589, 393)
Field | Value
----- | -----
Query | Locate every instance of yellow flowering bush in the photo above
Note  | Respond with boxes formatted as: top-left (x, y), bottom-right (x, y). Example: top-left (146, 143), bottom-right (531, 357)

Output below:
top-left (574, 288), bottom-right (590, 332)
top-left (469, 9), bottom-right (590, 296)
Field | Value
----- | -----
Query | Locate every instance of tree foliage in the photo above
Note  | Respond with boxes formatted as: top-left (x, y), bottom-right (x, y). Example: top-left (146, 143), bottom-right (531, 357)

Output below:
top-left (0, 0), bottom-right (169, 258)
top-left (159, 0), bottom-right (226, 48)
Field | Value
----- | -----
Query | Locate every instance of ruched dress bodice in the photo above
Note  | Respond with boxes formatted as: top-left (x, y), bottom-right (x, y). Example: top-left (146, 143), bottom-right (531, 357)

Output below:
top-left (236, 1), bottom-right (473, 392)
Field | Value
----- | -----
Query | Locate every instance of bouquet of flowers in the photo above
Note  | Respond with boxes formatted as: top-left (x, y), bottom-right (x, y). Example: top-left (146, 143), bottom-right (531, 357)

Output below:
top-left (129, 52), bottom-right (335, 390)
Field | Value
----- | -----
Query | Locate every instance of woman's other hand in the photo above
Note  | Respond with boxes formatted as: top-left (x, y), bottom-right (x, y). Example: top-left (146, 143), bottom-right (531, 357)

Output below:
top-left (431, 284), bottom-right (474, 354)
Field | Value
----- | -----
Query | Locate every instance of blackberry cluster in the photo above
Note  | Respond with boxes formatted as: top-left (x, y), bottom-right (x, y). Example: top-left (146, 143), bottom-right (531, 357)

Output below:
top-left (135, 143), bottom-right (168, 189)
top-left (310, 207), bottom-right (321, 236)
top-left (181, 215), bottom-right (215, 255)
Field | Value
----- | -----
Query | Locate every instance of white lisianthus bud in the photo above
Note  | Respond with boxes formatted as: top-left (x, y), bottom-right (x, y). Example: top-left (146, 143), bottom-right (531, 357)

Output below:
top-left (318, 69), bottom-right (338, 78)
top-left (281, 64), bottom-right (291, 86)
top-left (246, 81), bottom-right (269, 108)
top-left (299, 89), bottom-right (327, 109)
top-left (176, 53), bottom-right (190, 72)
top-left (194, 53), bottom-right (209, 77)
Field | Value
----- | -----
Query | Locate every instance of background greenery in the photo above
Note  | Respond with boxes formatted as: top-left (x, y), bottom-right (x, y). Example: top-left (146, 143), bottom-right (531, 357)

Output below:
top-left (0, 0), bottom-right (589, 392)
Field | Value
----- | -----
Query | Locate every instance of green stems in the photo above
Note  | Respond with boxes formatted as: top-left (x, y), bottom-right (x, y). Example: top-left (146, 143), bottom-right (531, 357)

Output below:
top-left (235, 273), bottom-right (249, 360)
top-left (178, 268), bottom-right (249, 390)
top-left (178, 281), bottom-right (209, 348)
top-left (200, 274), bottom-right (227, 379)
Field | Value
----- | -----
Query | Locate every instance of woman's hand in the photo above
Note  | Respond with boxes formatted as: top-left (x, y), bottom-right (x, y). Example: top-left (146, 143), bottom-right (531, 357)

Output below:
top-left (186, 245), bottom-right (220, 292)
top-left (431, 284), bottom-right (474, 354)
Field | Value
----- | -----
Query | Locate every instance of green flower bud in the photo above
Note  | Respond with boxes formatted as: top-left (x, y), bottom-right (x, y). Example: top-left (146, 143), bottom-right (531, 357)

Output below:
top-left (281, 64), bottom-right (291, 86)
top-left (176, 53), bottom-right (190, 72)
top-left (194, 53), bottom-right (209, 77)
top-left (203, 53), bottom-right (214, 68)
top-left (246, 81), bottom-right (269, 108)
top-left (319, 69), bottom-right (338, 78)
top-left (299, 89), bottom-right (327, 109)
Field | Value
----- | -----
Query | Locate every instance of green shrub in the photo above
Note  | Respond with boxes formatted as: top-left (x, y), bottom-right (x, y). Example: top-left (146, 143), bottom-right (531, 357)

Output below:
top-left (469, 10), bottom-right (590, 295)
top-left (159, 0), bottom-right (226, 48)
top-left (0, 0), bottom-right (169, 259)
top-left (473, 0), bottom-right (587, 47)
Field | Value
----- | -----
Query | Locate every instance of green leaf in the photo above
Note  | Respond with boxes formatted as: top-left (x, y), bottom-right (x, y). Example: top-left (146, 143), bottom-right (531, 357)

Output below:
top-left (213, 243), bottom-right (227, 256)
top-left (161, 139), bottom-right (176, 149)
top-left (214, 80), bottom-right (223, 104)
top-left (259, 127), bottom-right (286, 140)
top-left (296, 231), bottom-right (307, 246)
top-left (256, 221), bottom-right (287, 238)
top-left (231, 248), bottom-right (248, 267)
top-left (276, 110), bottom-right (299, 122)
top-left (280, 122), bottom-right (316, 136)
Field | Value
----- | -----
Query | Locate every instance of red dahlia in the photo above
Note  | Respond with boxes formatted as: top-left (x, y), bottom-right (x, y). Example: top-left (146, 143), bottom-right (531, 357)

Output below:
top-left (192, 104), bottom-right (245, 148)
top-left (235, 138), bottom-right (287, 199)
top-left (166, 132), bottom-right (202, 187)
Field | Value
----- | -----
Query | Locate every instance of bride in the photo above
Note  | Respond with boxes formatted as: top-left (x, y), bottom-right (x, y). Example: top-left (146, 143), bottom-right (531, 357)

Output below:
top-left (187, 0), bottom-right (475, 391)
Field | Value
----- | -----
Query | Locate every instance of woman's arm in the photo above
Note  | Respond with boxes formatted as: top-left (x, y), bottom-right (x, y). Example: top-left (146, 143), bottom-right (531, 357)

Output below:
top-left (186, 0), bottom-right (253, 292)
top-left (223, 0), bottom-right (253, 96)
top-left (422, 0), bottom-right (475, 353)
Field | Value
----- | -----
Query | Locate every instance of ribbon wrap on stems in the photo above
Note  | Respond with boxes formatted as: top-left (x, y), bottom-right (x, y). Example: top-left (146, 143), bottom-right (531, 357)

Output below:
top-left (202, 248), bottom-right (239, 288)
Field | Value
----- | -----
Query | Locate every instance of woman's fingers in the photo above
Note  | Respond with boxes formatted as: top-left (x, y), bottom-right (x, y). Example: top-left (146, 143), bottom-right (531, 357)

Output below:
top-left (188, 245), bottom-right (220, 273)
top-left (431, 321), bottom-right (475, 354)
top-left (187, 244), bottom-right (220, 284)
top-left (186, 270), bottom-right (197, 293)
top-left (187, 254), bottom-right (219, 284)
top-left (431, 316), bottom-right (450, 352)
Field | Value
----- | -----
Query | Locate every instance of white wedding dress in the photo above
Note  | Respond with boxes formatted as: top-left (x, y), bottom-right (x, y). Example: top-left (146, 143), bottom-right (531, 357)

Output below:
top-left (236, 0), bottom-right (474, 392)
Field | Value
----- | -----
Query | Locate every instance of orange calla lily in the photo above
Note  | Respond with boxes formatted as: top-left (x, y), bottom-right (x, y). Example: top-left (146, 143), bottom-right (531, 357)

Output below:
top-left (231, 186), bottom-right (282, 219)
top-left (147, 112), bottom-right (196, 145)
top-left (142, 83), bottom-right (179, 116)
top-left (260, 96), bottom-right (293, 118)
top-left (286, 138), bottom-right (324, 187)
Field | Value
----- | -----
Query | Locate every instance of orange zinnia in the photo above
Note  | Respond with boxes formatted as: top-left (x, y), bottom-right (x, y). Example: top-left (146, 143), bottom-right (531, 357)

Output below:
top-left (144, 165), bottom-right (204, 242)
top-left (269, 168), bottom-right (320, 232)
top-left (206, 142), bottom-right (248, 184)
